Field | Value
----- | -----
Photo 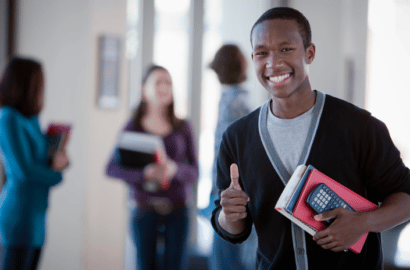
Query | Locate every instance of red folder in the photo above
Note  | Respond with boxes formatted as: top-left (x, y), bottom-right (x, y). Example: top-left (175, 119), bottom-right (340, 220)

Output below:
top-left (46, 123), bottom-right (72, 137)
top-left (292, 169), bottom-right (378, 254)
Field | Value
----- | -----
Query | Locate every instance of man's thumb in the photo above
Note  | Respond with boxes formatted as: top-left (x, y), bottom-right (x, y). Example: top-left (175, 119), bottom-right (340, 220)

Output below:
top-left (230, 163), bottom-right (242, 191)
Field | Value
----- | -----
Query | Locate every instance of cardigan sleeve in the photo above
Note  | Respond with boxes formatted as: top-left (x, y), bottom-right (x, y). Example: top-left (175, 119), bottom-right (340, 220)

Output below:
top-left (0, 110), bottom-right (62, 187)
top-left (211, 130), bottom-right (253, 244)
top-left (171, 121), bottom-right (199, 184)
top-left (359, 114), bottom-right (410, 202)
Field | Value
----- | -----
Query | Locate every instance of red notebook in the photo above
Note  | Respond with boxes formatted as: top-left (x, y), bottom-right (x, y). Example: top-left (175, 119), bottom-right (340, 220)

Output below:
top-left (45, 123), bottom-right (72, 160)
top-left (292, 169), bottom-right (378, 254)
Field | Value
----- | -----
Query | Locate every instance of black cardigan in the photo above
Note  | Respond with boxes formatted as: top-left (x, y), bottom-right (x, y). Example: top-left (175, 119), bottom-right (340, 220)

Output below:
top-left (211, 94), bottom-right (410, 270)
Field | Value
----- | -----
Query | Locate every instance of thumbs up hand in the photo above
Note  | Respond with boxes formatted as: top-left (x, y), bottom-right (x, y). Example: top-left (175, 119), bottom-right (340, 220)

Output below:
top-left (229, 163), bottom-right (242, 191)
top-left (219, 164), bottom-right (250, 225)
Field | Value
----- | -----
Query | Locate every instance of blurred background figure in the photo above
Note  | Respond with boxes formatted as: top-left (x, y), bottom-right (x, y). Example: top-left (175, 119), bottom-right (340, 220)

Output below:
top-left (106, 65), bottom-right (199, 270)
top-left (206, 44), bottom-right (258, 270)
top-left (0, 58), bottom-right (69, 270)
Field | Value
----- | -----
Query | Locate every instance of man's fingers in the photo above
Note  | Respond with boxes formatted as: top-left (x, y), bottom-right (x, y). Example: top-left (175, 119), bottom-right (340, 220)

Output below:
top-left (222, 205), bottom-right (247, 213)
top-left (316, 234), bottom-right (334, 246)
top-left (230, 163), bottom-right (242, 191)
top-left (314, 208), bottom-right (339, 221)
top-left (330, 246), bottom-right (346, 252)
top-left (320, 241), bottom-right (340, 250)
top-left (224, 211), bottom-right (248, 222)
top-left (220, 197), bottom-right (249, 215)
top-left (221, 189), bottom-right (249, 199)
top-left (220, 195), bottom-right (248, 206)
top-left (313, 229), bottom-right (329, 241)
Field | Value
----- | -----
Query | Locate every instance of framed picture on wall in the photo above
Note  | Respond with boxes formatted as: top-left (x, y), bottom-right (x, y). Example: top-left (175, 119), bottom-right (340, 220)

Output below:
top-left (97, 35), bottom-right (121, 109)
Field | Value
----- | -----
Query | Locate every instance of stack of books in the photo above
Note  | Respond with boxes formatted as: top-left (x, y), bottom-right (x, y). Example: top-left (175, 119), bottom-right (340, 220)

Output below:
top-left (275, 165), bottom-right (378, 254)
top-left (46, 122), bottom-right (72, 162)
top-left (117, 131), bottom-right (170, 192)
top-left (117, 131), bottom-right (165, 168)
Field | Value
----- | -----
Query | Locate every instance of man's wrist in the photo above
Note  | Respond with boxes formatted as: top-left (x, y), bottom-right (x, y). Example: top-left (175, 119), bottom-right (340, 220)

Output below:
top-left (217, 209), bottom-right (246, 235)
top-left (359, 211), bottom-right (373, 233)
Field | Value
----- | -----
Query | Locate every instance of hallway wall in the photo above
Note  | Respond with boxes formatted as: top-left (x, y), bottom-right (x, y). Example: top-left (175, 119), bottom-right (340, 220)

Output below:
top-left (293, 0), bottom-right (368, 107)
top-left (83, 0), bottom-right (129, 269)
top-left (16, 0), bottom-right (128, 269)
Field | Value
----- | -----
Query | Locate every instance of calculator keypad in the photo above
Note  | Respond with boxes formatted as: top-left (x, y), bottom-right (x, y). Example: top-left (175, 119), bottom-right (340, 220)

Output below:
top-left (306, 183), bottom-right (355, 225)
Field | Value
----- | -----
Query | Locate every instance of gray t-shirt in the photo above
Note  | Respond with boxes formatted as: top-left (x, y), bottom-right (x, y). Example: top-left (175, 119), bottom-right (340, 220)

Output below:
top-left (267, 103), bottom-right (314, 174)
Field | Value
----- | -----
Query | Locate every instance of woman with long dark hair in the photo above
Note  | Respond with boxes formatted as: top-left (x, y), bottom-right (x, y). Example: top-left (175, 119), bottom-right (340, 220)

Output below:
top-left (0, 57), bottom-right (69, 270)
top-left (106, 65), bottom-right (198, 270)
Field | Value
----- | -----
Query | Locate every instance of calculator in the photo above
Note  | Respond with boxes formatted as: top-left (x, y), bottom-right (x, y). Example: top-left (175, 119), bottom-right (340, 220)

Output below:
top-left (306, 183), bottom-right (355, 225)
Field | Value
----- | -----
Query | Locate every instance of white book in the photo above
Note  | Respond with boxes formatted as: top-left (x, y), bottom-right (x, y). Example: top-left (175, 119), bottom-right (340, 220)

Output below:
top-left (118, 131), bottom-right (165, 153)
top-left (275, 164), bottom-right (318, 236)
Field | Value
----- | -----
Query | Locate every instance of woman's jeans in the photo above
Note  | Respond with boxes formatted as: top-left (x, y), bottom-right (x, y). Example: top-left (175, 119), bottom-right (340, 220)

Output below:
top-left (130, 206), bottom-right (189, 270)
top-left (0, 247), bottom-right (42, 270)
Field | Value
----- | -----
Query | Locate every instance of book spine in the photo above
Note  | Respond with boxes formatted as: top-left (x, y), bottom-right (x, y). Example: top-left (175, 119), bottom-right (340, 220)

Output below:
top-left (285, 165), bottom-right (314, 213)
top-left (276, 208), bottom-right (317, 236)
top-left (275, 165), bottom-right (307, 209)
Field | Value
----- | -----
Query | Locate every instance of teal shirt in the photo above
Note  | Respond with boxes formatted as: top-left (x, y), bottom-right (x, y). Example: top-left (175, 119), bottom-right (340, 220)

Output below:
top-left (0, 106), bottom-right (62, 247)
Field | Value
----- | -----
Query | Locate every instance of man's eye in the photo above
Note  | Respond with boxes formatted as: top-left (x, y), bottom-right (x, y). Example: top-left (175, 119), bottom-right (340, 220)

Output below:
top-left (255, 52), bottom-right (267, 56)
top-left (282, 48), bottom-right (293, 52)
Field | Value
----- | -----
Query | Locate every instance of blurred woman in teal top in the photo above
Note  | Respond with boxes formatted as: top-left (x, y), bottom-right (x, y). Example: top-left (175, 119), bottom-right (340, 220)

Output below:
top-left (0, 58), bottom-right (69, 270)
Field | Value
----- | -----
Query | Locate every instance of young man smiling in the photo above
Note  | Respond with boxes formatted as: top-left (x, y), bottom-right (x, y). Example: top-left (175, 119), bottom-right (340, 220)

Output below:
top-left (211, 7), bottom-right (410, 270)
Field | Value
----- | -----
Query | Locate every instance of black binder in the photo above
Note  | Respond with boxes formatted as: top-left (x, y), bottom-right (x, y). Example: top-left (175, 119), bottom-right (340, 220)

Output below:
top-left (117, 132), bottom-right (164, 168)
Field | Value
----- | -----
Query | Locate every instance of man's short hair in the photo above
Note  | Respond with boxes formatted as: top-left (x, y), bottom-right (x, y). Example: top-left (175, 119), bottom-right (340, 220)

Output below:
top-left (250, 7), bottom-right (312, 49)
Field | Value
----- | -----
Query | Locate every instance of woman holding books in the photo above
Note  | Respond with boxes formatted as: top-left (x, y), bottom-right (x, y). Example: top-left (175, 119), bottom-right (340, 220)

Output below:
top-left (106, 65), bottom-right (198, 270)
top-left (0, 58), bottom-right (70, 270)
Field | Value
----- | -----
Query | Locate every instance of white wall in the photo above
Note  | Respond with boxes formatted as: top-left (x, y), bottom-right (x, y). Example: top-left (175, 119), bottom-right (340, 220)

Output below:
top-left (292, 0), bottom-right (369, 106)
top-left (16, 1), bottom-right (92, 269)
top-left (16, 0), bottom-right (128, 269)
top-left (218, 0), bottom-right (274, 109)
top-left (83, 0), bottom-right (129, 269)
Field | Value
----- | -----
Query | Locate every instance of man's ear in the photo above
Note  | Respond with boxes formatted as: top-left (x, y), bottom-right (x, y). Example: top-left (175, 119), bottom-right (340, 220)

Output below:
top-left (306, 43), bottom-right (316, 64)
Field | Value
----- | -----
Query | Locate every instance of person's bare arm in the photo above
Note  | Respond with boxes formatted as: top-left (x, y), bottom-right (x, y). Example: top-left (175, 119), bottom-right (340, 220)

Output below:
top-left (363, 192), bottom-right (410, 232)
top-left (313, 192), bottom-right (410, 252)
top-left (217, 164), bottom-right (250, 235)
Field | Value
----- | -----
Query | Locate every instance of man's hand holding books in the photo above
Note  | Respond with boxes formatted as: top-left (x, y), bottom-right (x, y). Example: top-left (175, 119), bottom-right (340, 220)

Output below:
top-left (313, 207), bottom-right (369, 252)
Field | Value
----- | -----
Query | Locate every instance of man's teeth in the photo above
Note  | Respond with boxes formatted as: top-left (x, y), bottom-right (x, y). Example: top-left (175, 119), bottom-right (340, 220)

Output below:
top-left (269, 74), bottom-right (290, 83)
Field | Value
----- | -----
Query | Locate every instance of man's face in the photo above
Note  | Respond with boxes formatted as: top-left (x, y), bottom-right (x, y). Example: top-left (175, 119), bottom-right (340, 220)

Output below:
top-left (251, 19), bottom-right (315, 99)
